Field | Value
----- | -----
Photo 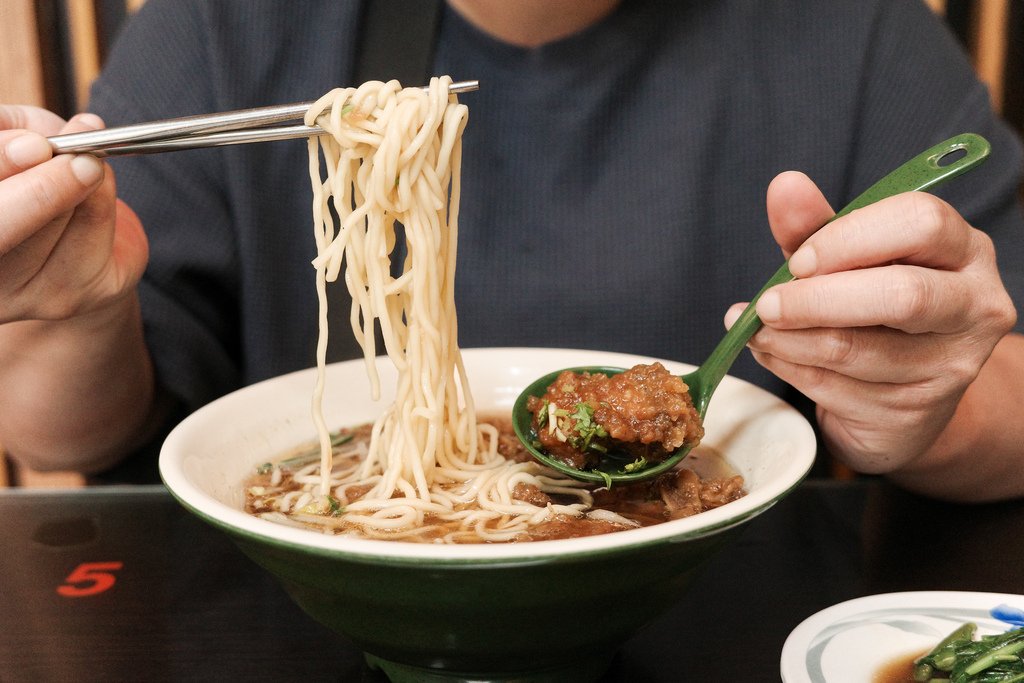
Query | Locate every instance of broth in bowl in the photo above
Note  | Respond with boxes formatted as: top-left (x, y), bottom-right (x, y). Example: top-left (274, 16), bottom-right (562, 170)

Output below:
top-left (243, 414), bottom-right (744, 544)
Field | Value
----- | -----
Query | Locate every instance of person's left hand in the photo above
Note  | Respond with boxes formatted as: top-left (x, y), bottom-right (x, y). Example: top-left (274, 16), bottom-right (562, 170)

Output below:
top-left (725, 171), bottom-right (1017, 475)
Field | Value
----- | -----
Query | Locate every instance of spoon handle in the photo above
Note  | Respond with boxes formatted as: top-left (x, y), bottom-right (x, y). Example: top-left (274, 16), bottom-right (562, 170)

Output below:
top-left (691, 133), bottom-right (991, 413)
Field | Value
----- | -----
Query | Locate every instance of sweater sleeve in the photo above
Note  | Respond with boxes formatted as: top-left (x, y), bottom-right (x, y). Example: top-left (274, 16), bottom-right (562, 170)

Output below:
top-left (89, 0), bottom-right (241, 411)
top-left (845, 0), bottom-right (1024, 332)
top-left (88, 0), bottom-right (365, 411)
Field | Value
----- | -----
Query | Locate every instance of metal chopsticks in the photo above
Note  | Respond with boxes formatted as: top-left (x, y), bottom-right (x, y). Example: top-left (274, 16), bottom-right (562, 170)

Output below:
top-left (47, 79), bottom-right (479, 157)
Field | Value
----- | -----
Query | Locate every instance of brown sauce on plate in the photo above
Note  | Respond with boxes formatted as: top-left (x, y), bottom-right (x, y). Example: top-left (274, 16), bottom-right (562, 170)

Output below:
top-left (872, 650), bottom-right (929, 683)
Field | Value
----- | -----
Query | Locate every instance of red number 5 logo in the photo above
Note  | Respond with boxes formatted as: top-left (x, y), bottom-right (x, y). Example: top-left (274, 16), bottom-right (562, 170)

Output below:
top-left (57, 561), bottom-right (124, 597)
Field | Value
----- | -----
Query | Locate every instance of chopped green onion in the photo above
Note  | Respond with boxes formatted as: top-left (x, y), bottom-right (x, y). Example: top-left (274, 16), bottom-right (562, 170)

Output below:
top-left (326, 495), bottom-right (344, 516)
top-left (623, 457), bottom-right (647, 473)
top-left (254, 431), bottom-right (356, 474)
top-left (536, 400), bottom-right (550, 428)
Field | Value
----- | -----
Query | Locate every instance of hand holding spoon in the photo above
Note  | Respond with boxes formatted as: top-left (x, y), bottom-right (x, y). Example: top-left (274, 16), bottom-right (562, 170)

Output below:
top-left (512, 133), bottom-right (991, 485)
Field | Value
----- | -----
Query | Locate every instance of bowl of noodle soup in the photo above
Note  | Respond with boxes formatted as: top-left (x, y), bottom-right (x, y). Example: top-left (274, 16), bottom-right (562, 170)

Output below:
top-left (160, 346), bottom-right (814, 682)
top-left (162, 77), bottom-right (813, 681)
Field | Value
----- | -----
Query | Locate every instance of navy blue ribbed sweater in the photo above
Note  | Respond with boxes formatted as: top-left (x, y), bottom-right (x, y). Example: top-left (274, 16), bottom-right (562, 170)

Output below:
top-left (88, 0), bottom-right (1024, 480)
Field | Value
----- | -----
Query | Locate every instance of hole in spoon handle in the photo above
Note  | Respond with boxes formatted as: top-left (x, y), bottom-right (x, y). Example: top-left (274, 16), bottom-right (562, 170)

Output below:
top-left (833, 133), bottom-right (990, 220)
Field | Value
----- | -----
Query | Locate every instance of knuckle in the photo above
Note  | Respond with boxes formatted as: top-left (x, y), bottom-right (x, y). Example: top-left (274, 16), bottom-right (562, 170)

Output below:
top-left (999, 300), bottom-right (1018, 332)
top-left (885, 267), bottom-right (935, 325)
top-left (902, 193), bottom-right (968, 259)
top-left (945, 340), bottom-right (979, 377)
top-left (962, 256), bottom-right (1017, 337)
top-left (966, 233), bottom-right (1017, 334)
top-left (795, 362), bottom-right (832, 395)
top-left (904, 192), bottom-right (947, 236)
top-left (972, 228), bottom-right (998, 260)
top-left (966, 228), bottom-right (1003, 273)
top-left (835, 210), bottom-right (869, 248)
top-left (821, 327), bottom-right (858, 368)
top-left (976, 289), bottom-right (1017, 337)
top-left (928, 351), bottom-right (979, 395)
top-left (950, 354), bottom-right (980, 386)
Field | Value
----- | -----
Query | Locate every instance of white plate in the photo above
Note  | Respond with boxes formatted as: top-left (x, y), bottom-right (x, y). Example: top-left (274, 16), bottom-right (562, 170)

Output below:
top-left (780, 591), bottom-right (1024, 682)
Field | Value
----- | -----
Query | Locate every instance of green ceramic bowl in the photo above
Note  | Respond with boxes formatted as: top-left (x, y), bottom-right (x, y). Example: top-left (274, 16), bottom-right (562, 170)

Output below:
top-left (160, 347), bottom-right (815, 682)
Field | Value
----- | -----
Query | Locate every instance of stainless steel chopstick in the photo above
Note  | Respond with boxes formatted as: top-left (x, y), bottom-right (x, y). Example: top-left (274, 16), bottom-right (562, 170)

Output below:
top-left (47, 79), bottom-right (479, 157)
top-left (73, 124), bottom-right (326, 157)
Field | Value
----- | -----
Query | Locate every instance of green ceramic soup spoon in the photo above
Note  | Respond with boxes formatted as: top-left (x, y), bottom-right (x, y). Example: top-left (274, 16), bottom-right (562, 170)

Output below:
top-left (511, 133), bottom-right (991, 485)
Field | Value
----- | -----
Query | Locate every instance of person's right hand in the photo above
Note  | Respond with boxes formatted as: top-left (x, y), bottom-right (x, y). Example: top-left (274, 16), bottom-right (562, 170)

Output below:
top-left (0, 105), bottom-right (147, 325)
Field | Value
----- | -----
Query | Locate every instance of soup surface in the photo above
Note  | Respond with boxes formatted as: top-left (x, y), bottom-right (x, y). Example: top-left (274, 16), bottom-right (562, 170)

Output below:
top-left (244, 415), bottom-right (744, 543)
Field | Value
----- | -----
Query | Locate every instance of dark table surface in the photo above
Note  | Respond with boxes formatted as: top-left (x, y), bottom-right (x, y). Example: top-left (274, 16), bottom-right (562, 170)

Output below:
top-left (2, 478), bottom-right (1023, 682)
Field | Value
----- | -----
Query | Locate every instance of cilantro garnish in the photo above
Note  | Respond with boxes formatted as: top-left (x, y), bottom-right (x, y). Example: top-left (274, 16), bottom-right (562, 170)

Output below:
top-left (623, 457), bottom-right (648, 473)
top-left (326, 495), bottom-right (344, 517)
top-left (330, 431), bottom-right (356, 447)
top-left (566, 402), bottom-right (607, 451)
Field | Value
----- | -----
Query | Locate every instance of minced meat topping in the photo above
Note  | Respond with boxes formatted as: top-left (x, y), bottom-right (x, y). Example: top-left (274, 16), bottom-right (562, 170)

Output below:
top-left (525, 362), bottom-right (704, 471)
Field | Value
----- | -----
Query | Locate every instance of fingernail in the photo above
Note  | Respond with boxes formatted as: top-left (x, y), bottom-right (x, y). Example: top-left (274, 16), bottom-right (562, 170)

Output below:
top-left (788, 245), bottom-right (817, 277)
top-left (70, 154), bottom-right (104, 185)
top-left (70, 112), bottom-right (105, 130)
top-left (6, 133), bottom-right (52, 168)
top-left (723, 306), bottom-right (742, 330)
top-left (756, 291), bottom-right (781, 322)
